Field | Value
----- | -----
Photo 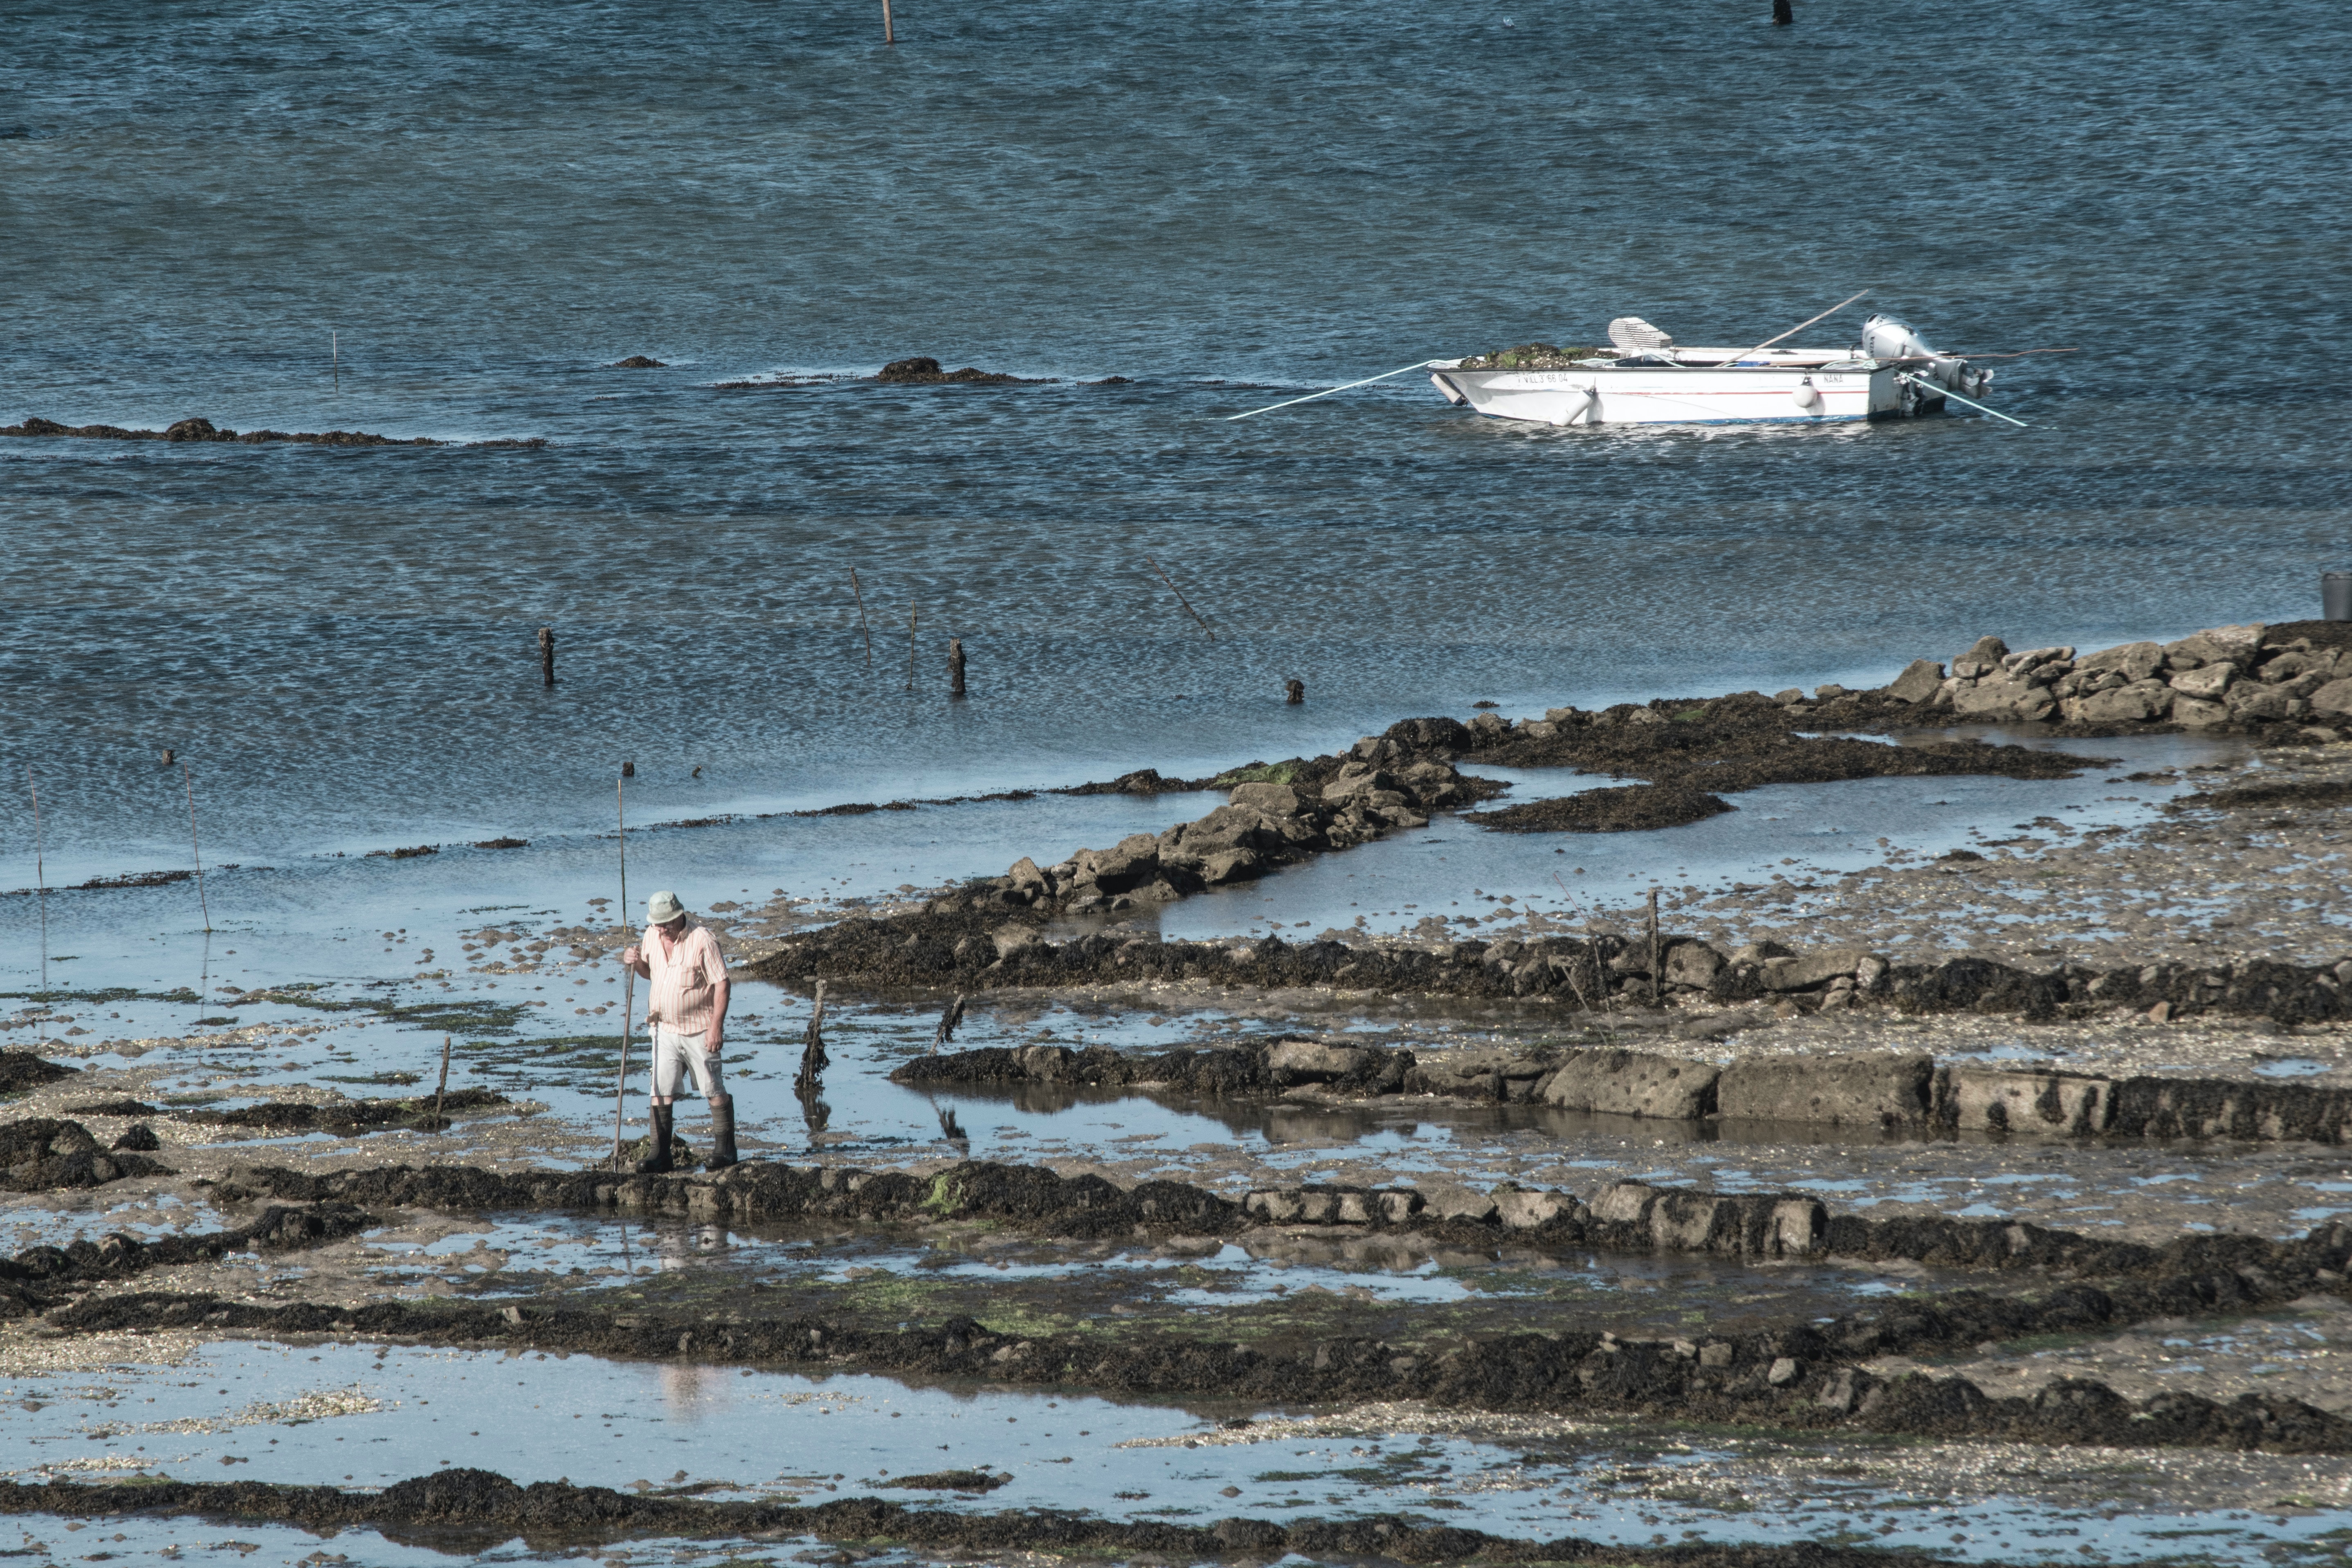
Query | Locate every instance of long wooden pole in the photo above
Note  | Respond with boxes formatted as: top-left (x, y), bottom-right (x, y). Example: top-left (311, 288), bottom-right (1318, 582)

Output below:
top-left (849, 569), bottom-right (875, 668)
top-left (182, 763), bottom-right (210, 933)
top-left (905, 602), bottom-right (918, 692)
top-left (611, 776), bottom-right (635, 1169)
top-left (1720, 288), bottom-right (1869, 365)
top-left (882, 0), bottom-right (894, 43)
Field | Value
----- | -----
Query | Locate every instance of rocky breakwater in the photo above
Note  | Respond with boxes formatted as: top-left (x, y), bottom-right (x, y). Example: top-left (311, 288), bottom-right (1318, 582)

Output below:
top-left (901, 1031), bottom-right (2352, 1144)
top-left (0, 415), bottom-right (547, 449)
top-left (1890, 621), bottom-right (2352, 735)
top-left (987, 726), bottom-right (1492, 915)
top-left (751, 890), bottom-right (2352, 1022)
top-left (133, 1158), bottom-right (2352, 1450)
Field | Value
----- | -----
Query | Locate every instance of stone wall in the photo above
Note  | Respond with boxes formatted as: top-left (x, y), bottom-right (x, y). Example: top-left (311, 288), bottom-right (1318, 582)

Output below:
top-left (1891, 622), bottom-right (2352, 732)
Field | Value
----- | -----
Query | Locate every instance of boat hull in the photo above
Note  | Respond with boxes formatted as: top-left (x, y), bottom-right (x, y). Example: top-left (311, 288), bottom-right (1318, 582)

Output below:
top-left (1429, 364), bottom-right (1940, 426)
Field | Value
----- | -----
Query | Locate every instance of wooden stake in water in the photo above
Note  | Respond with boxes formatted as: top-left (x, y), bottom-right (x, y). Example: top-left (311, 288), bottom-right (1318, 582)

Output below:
top-left (434, 1033), bottom-right (451, 1127)
top-left (948, 638), bottom-right (966, 699)
top-left (332, 331), bottom-right (339, 392)
top-left (931, 993), bottom-right (965, 1053)
top-left (848, 569), bottom-right (875, 668)
top-left (797, 980), bottom-right (829, 1094)
top-left (538, 627), bottom-right (556, 689)
top-left (611, 775), bottom-right (635, 1169)
top-left (882, 0), bottom-right (894, 43)
top-left (28, 771), bottom-right (45, 995)
top-left (905, 603), bottom-right (918, 692)
top-left (182, 763), bottom-right (211, 933)
top-left (1146, 556), bottom-right (1215, 641)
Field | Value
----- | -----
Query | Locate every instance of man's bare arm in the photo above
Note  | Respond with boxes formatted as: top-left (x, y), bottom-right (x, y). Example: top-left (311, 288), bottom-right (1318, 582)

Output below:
top-left (705, 976), bottom-right (730, 1054)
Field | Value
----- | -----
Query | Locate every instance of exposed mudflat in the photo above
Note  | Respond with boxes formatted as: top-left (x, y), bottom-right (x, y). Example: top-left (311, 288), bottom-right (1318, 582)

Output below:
top-left (9, 668), bottom-right (2352, 1563)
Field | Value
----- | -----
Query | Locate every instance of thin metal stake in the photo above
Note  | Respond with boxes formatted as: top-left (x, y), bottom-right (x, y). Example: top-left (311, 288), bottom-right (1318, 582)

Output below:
top-left (182, 763), bottom-right (210, 933)
top-left (849, 569), bottom-right (875, 668)
top-left (611, 776), bottom-right (636, 1169)
top-left (28, 771), bottom-right (45, 995)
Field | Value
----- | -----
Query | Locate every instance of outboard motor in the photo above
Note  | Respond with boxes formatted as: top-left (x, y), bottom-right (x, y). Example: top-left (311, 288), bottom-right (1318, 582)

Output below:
top-left (1862, 312), bottom-right (1990, 400)
top-left (1860, 313), bottom-right (1932, 362)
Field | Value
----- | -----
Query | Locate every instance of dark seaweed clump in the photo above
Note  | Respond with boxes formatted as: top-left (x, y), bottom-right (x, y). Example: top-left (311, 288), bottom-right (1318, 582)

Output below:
top-left (1468, 783), bottom-right (1734, 832)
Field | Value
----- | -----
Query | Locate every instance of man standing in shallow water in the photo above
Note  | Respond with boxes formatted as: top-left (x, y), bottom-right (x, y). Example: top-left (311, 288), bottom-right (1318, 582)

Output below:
top-left (619, 890), bottom-right (735, 1173)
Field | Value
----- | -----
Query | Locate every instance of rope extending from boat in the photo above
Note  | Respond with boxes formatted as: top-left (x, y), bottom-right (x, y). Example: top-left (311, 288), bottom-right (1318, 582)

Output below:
top-left (1225, 360), bottom-right (1447, 421)
top-left (1896, 372), bottom-right (2029, 428)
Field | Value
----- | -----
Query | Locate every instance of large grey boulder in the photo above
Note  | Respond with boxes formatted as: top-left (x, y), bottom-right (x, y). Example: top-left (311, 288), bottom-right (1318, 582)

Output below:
top-left (2228, 681), bottom-right (2306, 721)
top-left (2168, 663), bottom-right (2236, 702)
top-left (1159, 806), bottom-right (1296, 872)
top-left (1716, 1052), bottom-right (1935, 1128)
top-left (1937, 1066), bottom-right (2115, 1134)
top-left (2068, 679), bottom-right (2174, 723)
top-left (1227, 782), bottom-right (1300, 815)
top-left (1952, 676), bottom-right (2053, 721)
top-left (1070, 834), bottom-right (1162, 893)
top-left (1267, 1038), bottom-right (1368, 1081)
top-left (1322, 764), bottom-right (1396, 800)
top-left (1537, 1049), bottom-right (1719, 1120)
top-left (2173, 696), bottom-right (2230, 727)
top-left (2312, 678), bottom-right (2352, 719)
top-left (2001, 646), bottom-right (2074, 682)
top-left (1663, 941), bottom-right (1724, 989)
top-left (1758, 949), bottom-right (1868, 991)
top-left (2199, 622), bottom-right (2267, 662)
top-left (1885, 659), bottom-right (1945, 704)
top-left (2076, 641), bottom-right (2164, 685)
top-left (1951, 635), bottom-right (2009, 676)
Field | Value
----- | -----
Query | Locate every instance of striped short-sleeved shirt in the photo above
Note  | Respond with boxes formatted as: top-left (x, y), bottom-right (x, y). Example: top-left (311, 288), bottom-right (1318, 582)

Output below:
top-left (644, 923), bottom-right (728, 1036)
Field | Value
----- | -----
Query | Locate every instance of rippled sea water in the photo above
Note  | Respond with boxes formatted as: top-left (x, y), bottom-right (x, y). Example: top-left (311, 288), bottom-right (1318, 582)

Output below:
top-left (6, 0), bottom-right (2348, 881)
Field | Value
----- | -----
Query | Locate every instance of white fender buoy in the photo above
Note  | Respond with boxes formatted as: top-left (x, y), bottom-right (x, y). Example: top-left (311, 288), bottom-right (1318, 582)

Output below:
top-left (1793, 377), bottom-right (1824, 416)
top-left (1430, 373), bottom-right (1468, 407)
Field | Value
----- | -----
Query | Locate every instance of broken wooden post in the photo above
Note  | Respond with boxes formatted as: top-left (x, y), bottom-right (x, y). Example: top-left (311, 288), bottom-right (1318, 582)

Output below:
top-left (1285, 677), bottom-right (1304, 705)
top-left (948, 638), bottom-right (966, 698)
top-left (1772, 0), bottom-right (1793, 23)
top-left (433, 1033), bottom-right (452, 1128)
top-left (932, 993), bottom-right (965, 1052)
top-left (538, 627), bottom-right (556, 688)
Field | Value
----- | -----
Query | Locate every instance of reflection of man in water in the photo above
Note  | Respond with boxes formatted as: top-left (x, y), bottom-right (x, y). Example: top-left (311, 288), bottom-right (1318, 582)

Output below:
top-left (618, 890), bottom-right (735, 1173)
top-left (660, 1363), bottom-right (711, 1419)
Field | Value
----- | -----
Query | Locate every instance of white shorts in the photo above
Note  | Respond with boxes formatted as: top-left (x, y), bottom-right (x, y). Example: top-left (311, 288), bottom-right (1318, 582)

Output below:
top-left (650, 1023), bottom-right (725, 1101)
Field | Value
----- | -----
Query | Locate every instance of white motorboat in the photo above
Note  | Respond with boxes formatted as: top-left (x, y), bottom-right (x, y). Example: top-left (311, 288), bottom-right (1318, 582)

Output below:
top-left (1426, 313), bottom-right (1995, 427)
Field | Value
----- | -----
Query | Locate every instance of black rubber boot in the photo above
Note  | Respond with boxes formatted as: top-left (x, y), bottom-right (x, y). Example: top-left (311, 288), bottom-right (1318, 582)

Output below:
top-left (703, 1096), bottom-right (738, 1172)
top-left (634, 1103), bottom-right (674, 1173)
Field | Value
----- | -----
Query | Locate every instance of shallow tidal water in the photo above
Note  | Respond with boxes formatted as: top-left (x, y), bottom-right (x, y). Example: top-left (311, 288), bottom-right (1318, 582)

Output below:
top-left (5, 1339), bottom-right (2351, 1566)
